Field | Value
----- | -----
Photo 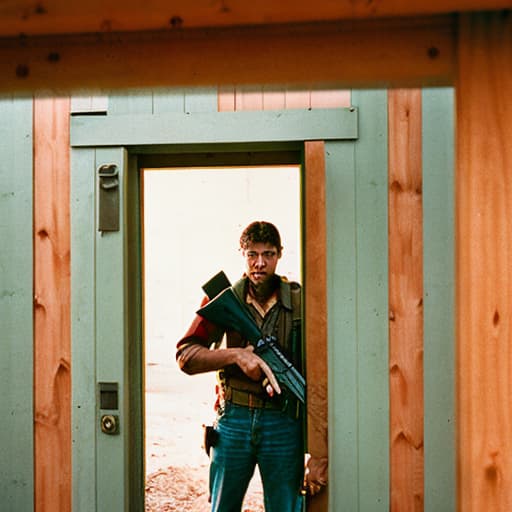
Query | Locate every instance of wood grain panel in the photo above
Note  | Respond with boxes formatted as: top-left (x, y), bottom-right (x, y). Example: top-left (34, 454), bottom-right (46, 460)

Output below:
top-left (235, 86), bottom-right (264, 110)
top-left (456, 12), bottom-right (512, 512)
top-left (218, 87), bottom-right (350, 112)
top-left (310, 90), bottom-right (351, 109)
top-left (388, 89), bottom-right (424, 511)
top-left (0, 17), bottom-right (455, 93)
top-left (218, 86), bottom-right (236, 111)
top-left (285, 90), bottom-right (311, 109)
top-left (0, 0), bottom-right (506, 37)
top-left (304, 140), bottom-right (328, 511)
top-left (262, 86), bottom-right (287, 110)
top-left (33, 96), bottom-right (71, 512)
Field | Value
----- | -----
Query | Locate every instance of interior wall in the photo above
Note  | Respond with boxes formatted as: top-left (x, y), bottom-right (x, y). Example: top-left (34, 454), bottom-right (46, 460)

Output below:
top-left (1, 84), bottom-right (455, 511)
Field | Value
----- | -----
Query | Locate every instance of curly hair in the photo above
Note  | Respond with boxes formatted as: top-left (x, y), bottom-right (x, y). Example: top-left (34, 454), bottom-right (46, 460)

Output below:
top-left (239, 221), bottom-right (282, 253)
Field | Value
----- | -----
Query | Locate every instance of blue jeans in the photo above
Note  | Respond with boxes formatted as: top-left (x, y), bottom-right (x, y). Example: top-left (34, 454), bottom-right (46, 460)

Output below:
top-left (209, 402), bottom-right (304, 512)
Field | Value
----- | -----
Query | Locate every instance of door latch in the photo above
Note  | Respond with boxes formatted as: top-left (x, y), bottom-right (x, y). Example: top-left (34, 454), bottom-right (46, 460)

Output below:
top-left (97, 163), bottom-right (119, 232)
top-left (98, 382), bottom-right (120, 435)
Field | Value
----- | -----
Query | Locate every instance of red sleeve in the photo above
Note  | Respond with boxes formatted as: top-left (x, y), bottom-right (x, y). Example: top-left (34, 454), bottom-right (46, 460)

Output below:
top-left (176, 295), bottom-right (223, 358)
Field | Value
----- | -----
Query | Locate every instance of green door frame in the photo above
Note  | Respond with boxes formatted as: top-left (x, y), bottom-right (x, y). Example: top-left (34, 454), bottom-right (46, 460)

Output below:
top-left (70, 106), bottom-right (359, 512)
top-left (69, 91), bottom-right (455, 511)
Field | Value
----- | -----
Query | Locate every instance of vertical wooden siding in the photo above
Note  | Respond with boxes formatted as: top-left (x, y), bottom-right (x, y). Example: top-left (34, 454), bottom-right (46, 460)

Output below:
top-left (59, 86), bottom-right (454, 511)
top-left (33, 96), bottom-right (71, 512)
top-left (422, 88), bottom-right (455, 512)
top-left (218, 86), bottom-right (351, 111)
top-left (304, 141), bottom-right (329, 512)
top-left (456, 12), bottom-right (512, 512)
top-left (109, 86), bottom-right (218, 115)
top-left (0, 97), bottom-right (34, 510)
top-left (388, 89), bottom-right (424, 511)
top-left (327, 90), bottom-right (390, 511)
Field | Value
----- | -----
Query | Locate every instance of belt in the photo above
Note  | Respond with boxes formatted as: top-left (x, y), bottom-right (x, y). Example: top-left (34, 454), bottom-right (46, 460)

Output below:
top-left (224, 386), bottom-right (301, 419)
top-left (225, 387), bottom-right (283, 410)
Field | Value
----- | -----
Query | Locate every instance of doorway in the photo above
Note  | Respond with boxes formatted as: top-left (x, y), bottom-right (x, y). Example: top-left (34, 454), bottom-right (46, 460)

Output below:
top-left (142, 165), bottom-right (302, 511)
top-left (70, 103), bottom-right (358, 512)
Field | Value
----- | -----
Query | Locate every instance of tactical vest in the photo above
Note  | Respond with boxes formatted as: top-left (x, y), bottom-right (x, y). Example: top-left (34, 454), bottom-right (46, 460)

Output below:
top-left (220, 275), bottom-right (302, 395)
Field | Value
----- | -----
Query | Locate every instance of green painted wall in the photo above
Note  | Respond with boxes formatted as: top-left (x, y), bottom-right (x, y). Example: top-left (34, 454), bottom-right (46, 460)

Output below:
top-left (423, 88), bottom-right (455, 512)
top-left (0, 86), bottom-right (454, 511)
top-left (327, 90), bottom-right (390, 510)
top-left (0, 96), bottom-right (34, 510)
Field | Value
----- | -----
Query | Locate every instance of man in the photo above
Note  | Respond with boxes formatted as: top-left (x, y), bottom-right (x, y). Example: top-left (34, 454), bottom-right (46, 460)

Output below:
top-left (176, 221), bottom-right (304, 511)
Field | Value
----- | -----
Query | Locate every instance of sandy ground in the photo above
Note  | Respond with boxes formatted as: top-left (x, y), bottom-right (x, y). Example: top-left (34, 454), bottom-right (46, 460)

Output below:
top-left (144, 361), bottom-right (264, 512)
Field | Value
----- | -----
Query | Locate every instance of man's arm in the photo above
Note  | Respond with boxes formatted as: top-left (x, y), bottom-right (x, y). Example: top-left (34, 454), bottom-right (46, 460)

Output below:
top-left (178, 343), bottom-right (281, 395)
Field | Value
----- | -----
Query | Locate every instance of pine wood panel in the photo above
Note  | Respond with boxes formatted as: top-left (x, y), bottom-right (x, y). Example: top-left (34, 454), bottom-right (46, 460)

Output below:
top-left (304, 141), bottom-right (329, 511)
top-left (0, 17), bottom-right (454, 93)
top-left (388, 89), bottom-right (424, 511)
top-left (262, 86), bottom-right (287, 110)
top-left (310, 90), bottom-right (351, 109)
top-left (235, 86), bottom-right (264, 110)
top-left (456, 12), bottom-right (512, 512)
top-left (33, 96), bottom-right (71, 512)
top-left (219, 86), bottom-right (351, 112)
top-left (218, 86), bottom-right (236, 111)
top-left (0, 0), bottom-right (507, 37)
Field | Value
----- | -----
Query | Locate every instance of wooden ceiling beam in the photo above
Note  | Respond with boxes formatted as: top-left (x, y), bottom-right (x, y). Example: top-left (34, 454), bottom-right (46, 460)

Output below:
top-left (0, 16), bottom-right (455, 93)
top-left (0, 0), bottom-right (508, 37)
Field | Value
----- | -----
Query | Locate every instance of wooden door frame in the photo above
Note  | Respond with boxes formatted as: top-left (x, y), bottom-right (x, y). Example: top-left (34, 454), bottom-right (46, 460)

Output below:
top-left (70, 107), bottom-right (358, 510)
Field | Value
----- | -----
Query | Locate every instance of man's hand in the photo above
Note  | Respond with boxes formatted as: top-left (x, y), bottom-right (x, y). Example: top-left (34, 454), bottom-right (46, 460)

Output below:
top-left (304, 455), bottom-right (328, 496)
top-left (236, 345), bottom-right (281, 396)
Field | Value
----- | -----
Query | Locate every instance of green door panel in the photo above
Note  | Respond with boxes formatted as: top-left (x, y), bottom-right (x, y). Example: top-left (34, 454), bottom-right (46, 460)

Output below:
top-left (71, 148), bottom-right (97, 511)
top-left (70, 88), bottom-right (454, 511)
top-left (352, 89), bottom-right (390, 511)
top-left (326, 90), bottom-right (390, 511)
top-left (423, 87), bottom-right (455, 512)
top-left (94, 147), bottom-right (129, 511)
top-left (72, 147), bottom-right (136, 511)
top-left (0, 96), bottom-right (34, 511)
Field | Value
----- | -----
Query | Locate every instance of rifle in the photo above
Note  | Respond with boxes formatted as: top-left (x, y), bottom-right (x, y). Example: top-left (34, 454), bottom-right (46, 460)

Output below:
top-left (197, 271), bottom-right (306, 404)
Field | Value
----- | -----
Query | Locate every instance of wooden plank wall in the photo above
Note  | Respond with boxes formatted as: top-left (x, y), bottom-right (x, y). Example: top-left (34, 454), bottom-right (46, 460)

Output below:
top-left (327, 89), bottom-right (390, 511)
top-left (388, 89), bottom-right (425, 510)
top-left (0, 96), bottom-right (34, 511)
top-left (36, 86), bottom-right (455, 511)
top-left (457, 12), bottom-right (512, 512)
top-left (33, 97), bottom-right (72, 512)
top-left (218, 87), bottom-right (351, 111)
top-left (304, 141), bottom-right (329, 512)
top-left (6, 10), bottom-right (511, 512)
top-left (0, 0), bottom-right (507, 37)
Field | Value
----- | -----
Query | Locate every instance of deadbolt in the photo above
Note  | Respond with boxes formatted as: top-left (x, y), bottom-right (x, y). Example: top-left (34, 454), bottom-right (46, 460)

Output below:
top-left (100, 414), bottom-right (120, 435)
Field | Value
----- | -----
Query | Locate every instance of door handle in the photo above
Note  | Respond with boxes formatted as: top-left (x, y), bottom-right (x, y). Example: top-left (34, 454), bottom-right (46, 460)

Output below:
top-left (97, 163), bottom-right (120, 232)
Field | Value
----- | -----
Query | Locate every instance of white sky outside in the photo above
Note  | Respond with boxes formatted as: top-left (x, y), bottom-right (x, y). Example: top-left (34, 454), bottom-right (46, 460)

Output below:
top-left (143, 165), bottom-right (301, 364)
top-left (143, 166), bottom-right (301, 474)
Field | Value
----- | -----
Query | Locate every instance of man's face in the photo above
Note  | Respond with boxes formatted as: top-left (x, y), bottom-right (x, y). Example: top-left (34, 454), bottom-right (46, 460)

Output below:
top-left (243, 242), bottom-right (281, 287)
